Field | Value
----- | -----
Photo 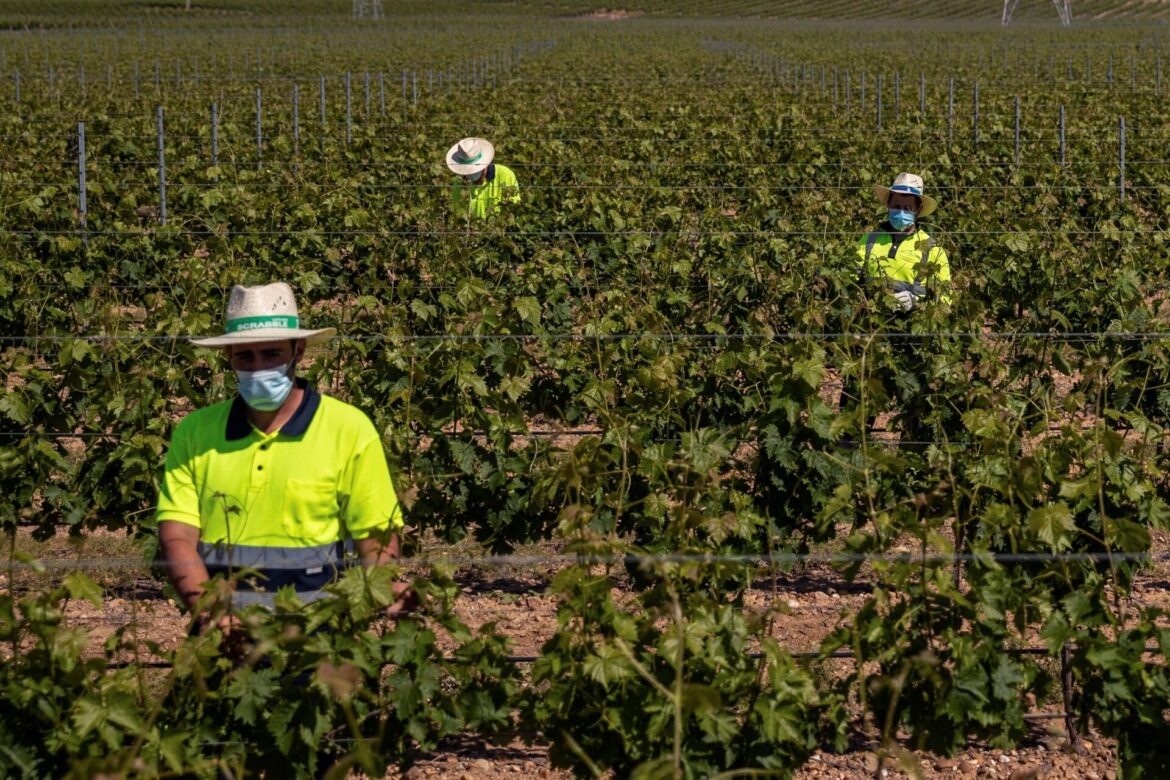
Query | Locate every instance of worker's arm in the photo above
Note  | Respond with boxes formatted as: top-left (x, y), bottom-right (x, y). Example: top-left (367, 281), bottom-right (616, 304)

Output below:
top-left (500, 167), bottom-right (520, 203)
top-left (356, 528), bottom-right (416, 615)
top-left (345, 429), bottom-right (414, 613)
top-left (355, 528), bottom-right (400, 566)
top-left (929, 245), bottom-right (953, 306)
top-left (159, 520), bottom-right (211, 613)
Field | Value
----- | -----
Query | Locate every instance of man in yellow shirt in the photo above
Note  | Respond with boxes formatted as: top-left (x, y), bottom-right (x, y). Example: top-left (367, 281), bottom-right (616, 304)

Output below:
top-left (858, 172), bottom-right (951, 309)
top-left (844, 173), bottom-right (955, 449)
top-left (447, 136), bottom-right (520, 220)
top-left (156, 282), bottom-right (409, 637)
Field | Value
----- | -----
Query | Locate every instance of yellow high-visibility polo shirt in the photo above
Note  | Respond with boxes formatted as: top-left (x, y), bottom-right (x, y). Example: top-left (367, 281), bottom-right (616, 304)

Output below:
top-left (452, 163), bottom-right (520, 220)
top-left (156, 381), bottom-right (401, 605)
top-left (856, 224), bottom-right (952, 305)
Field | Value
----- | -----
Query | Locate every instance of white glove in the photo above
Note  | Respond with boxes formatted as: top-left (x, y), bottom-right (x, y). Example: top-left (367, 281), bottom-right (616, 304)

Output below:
top-left (893, 289), bottom-right (917, 311)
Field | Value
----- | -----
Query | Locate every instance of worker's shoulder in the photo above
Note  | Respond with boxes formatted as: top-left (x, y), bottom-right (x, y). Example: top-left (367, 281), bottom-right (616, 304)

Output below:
top-left (915, 227), bottom-right (948, 255)
top-left (316, 393), bottom-right (379, 436)
top-left (172, 399), bottom-right (233, 439)
top-left (494, 164), bottom-right (518, 182)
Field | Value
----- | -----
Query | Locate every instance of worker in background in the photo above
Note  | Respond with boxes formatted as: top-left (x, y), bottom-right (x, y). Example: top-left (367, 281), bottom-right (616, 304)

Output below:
top-left (858, 172), bottom-right (951, 310)
top-left (842, 172), bottom-right (955, 450)
top-left (447, 137), bottom-right (520, 220)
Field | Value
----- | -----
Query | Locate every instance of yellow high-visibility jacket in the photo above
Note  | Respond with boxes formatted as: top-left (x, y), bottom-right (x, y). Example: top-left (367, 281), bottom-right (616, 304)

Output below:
top-left (452, 164), bottom-right (520, 220)
top-left (856, 223), bottom-right (951, 305)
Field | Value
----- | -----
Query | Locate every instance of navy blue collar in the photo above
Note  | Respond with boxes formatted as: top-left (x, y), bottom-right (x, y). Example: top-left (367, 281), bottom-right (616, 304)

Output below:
top-left (225, 378), bottom-right (321, 441)
top-left (485, 163), bottom-right (496, 183)
top-left (879, 221), bottom-right (917, 248)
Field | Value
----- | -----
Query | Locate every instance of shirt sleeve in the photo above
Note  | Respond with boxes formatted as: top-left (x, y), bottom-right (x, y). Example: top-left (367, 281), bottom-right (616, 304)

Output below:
top-left (502, 170), bottom-right (520, 204)
top-left (340, 426), bottom-right (403, 538)
top-left (929, 245), bottom-right (953, 304)
top-left (156, 421), bottom-right (202, 529)
top-left (857, 233), bottom-right (878, 278)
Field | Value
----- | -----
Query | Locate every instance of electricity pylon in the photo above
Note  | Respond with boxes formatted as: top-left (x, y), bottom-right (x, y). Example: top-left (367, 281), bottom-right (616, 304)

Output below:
top-left (353, 0), bottom-right (383, 19)
top-left (1002, 0), bottom-right (1072, 26)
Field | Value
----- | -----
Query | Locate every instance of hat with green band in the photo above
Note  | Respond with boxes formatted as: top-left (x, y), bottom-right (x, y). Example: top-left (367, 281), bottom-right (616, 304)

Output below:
top-left (445, 137), bottom-right (494, 176)
top-left (191, 282), bottom-right (337, 348)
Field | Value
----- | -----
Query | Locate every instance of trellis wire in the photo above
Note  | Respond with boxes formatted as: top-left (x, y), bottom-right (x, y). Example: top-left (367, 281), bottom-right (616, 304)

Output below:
top-left (10, 549), bottom-right (1170, 572)
top-left (1, 225), bottom-right (1166, 243)
top-left (0, 98), bottom-right (1149, 126)
top-left (0, 121), bottom-right (1158, 149)
top-left (8, 180), bottom-right (1158, 194)
top-left (6, 331), bottom-right (1170, 345)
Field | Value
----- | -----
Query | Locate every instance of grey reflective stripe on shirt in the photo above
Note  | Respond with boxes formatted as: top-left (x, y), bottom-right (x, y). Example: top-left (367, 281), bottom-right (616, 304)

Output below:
top-left (230, 589), bottom-right (332, 609)
top-left (864, 230), bottom-right (882, 265)
top-left (197, 539), bottom-right (353, 570)
top-left (861, 231), bottom-right (884, 284)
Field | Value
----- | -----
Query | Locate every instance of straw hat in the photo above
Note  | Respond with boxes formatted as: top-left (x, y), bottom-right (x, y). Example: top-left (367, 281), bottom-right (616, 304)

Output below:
top-left (874, 172), bottom-right (938, 217)
top-left (445, 137), bottom-right (494, 176)
top-left (191, 283), bottom-right (336, 348)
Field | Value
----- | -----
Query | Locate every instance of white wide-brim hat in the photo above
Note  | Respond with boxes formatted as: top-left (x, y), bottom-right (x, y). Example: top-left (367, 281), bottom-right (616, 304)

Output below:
top-left (191, 282), bottom-right (336, 348)
top-left (875, 172), bottom-right (938, 218)
top-left (445, 137), bottom-right (494, 176)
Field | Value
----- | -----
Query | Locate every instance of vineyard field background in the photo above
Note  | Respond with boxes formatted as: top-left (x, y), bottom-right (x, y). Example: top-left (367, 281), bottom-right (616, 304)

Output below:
top-left (6, 0), bottom-right (1170, 778)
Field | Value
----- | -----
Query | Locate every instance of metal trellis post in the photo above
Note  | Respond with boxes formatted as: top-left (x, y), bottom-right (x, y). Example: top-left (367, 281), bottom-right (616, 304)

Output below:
top-left (1119, 116), bottom-right (1126, 202)
top-left (210, 102), bottom-right (218, 168)
top-left (255, 87), bottom-right (263, 167)
top-left (77, 121), bottom-right (87, 233)
top-left (156, 106), bottom-right (167, 225)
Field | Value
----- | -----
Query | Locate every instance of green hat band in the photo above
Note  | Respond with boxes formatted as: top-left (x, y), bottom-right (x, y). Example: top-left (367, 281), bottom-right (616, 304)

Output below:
top-left (456, 151), bottom-right (483, 164)
top-left (226, 315), bottom-right (300, 333)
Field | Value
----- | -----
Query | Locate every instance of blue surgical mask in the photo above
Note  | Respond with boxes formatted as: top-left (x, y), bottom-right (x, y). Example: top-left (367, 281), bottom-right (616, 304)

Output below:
top-left (464, 173), bottom-right (481, 185)
top-left (888, 208), bottom-right (916, 231)
top-left (236, 363), bottom-right (293, 412)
